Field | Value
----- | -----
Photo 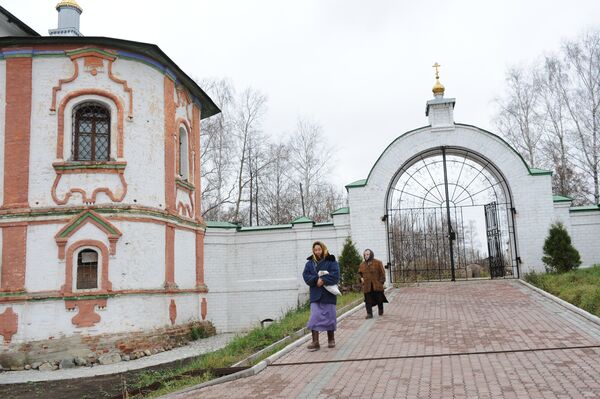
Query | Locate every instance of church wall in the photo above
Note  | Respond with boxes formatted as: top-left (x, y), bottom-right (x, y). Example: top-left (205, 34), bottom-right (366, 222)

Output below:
top-left (0, 59), bottom-right (5, 207)
top-left (204, 214), bottom-right (351, 332)
top-left (27, 56), bottom-right (166, 209)
top-left (0, 45), bottom-right (208, 368)
top-left (174, 228), bottom-right (197, 290)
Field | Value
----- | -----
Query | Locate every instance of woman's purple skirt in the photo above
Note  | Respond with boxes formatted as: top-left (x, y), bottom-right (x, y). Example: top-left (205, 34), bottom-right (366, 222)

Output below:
top-left (307, 302), bottom-right (337, 331)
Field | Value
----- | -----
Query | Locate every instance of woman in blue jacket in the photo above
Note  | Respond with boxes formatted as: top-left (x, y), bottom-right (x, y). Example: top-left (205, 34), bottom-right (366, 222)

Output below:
top-left (303, 241), bottom-right (340, 351)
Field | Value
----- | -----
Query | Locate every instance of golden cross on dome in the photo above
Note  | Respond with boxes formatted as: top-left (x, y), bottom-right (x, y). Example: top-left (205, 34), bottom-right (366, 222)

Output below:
top-left (432, 62), bottom-right (441, 79)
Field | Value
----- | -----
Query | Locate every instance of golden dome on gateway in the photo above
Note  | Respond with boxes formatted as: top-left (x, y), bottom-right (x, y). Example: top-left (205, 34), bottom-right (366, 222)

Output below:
top-left (56, 0), bottom-right (82, 12)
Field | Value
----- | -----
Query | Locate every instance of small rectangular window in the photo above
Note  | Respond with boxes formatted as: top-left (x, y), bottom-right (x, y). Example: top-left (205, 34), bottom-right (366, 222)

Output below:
top-left (77, 249), bottom-right (99, 289)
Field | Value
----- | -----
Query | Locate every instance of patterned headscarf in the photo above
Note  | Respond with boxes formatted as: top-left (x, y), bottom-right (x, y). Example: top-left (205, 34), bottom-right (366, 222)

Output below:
top-left (364, 249), bottom-right (374, 262)
top-left (312, 241), bottom-right (329, 262)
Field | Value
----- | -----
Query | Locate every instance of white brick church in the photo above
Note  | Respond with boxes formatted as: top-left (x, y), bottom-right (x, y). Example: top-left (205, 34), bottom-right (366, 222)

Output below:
top-left (1, 1), bottom-right (599, 368)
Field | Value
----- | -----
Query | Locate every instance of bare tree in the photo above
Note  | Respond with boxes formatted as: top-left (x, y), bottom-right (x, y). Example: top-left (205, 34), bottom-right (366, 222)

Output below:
top-left (288, 118), bottom-right (339, 220)
top-left (495, 67), bottom-right (545, 167)
top-left (559, 30), bottom-right (600, 203)
top-left (537, 57), bottom-right (588, 202)
top-left (200, 78), bottom-right (236, 219)
top-left (232, 88), bottom-right (267, 221)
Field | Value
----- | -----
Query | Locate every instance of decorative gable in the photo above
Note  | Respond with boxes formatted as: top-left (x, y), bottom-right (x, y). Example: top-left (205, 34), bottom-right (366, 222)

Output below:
top-left (55, 210), bottom-right (122, 260)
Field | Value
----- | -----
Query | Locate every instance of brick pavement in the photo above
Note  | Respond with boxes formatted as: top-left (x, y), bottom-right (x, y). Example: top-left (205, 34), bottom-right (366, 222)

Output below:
top-left (172, 280), bottom-right (600, 398)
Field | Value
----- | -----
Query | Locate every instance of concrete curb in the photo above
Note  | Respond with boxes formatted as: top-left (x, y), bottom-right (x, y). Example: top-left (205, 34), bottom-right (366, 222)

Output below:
top-left (517, 279), bottom-right (600, 327)
top-left (164, 298), bottom-right (369, 398)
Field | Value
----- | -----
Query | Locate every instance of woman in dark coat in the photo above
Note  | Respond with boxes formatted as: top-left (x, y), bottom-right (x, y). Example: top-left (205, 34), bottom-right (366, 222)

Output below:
top-left (358, 249), bottom-right (388, 319)
top-left (302, 241), bottom-right (340, 351)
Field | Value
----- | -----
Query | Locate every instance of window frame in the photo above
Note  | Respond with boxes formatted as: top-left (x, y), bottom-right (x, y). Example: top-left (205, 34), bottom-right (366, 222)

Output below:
top-left (178, 125), bottom-right (190, 181)
top-left (72, 246), bottom-right (102, 293)
top-left (72, 102), bottom-right (112, 162)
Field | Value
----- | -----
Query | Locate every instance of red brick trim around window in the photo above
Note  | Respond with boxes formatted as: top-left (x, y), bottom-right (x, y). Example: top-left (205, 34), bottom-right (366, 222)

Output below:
top-left (62, 240), bottom-right (112, 295)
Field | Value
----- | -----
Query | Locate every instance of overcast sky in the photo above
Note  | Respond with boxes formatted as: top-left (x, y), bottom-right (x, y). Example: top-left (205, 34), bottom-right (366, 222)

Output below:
top-left (5, 0), bottom-right (600, 189)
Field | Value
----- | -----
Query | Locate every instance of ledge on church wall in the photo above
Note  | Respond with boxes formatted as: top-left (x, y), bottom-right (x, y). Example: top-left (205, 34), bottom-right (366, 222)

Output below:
top-left (52, 161), bottom-right (127, 173)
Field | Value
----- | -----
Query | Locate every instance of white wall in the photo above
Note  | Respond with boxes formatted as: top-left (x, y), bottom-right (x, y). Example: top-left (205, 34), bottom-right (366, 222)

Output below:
top-left (0, 293), bottom-right (204, 343)
top-left (28, 56), bottom-right (166, 209)
top-left (205, 214), bottom-right (351, 332)
top-left (569, 210), bottom-right (600, 267)
top-left (174, 228), bottom-right (197, 289)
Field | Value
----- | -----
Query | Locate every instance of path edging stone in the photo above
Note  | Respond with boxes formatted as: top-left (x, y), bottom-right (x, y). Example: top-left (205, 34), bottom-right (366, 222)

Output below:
top-left (517, 278), bottom-right (600, 327)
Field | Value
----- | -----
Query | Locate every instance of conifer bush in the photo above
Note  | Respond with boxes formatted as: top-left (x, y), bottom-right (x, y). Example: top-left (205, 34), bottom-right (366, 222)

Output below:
top-left (542, 222), bottom-right (581, 273)
top-left (338, 237), bottom-right (362, 290)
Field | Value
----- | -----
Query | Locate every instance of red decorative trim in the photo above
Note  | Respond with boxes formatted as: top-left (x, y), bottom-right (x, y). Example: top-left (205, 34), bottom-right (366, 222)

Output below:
top-left (201, 298), bottom-right (207, 321)
top-left (50, 60), bottom-right (79, 113)
top-left (3, 56), bottom-right (32, 210)
top-left (164, 224), bottom-right (177, 289)
top-left (56, 88), bottom-right (125, 159)
top-left (176, 201), bottom-right (193, 218)
top-left (1, 225), bottom-right (28, 292)
top-left (192, 105), bottom-right (203, 222)
top-left (51, 171), bottom-right (128, 205)
top-left (175, 87), bottom-right (192, 108)
top-left (169, 299), bottom-right (177, 325)
top-left (65, 298), bottom-right (107, 328)
top-left (55, 210), bottom-right (122, 260)
top-left (62, 240), bottom-right (112, 295)
top-left (0, 307), bottom-right (18, 343)
top-left (108, 60), bottom-right (134, 120)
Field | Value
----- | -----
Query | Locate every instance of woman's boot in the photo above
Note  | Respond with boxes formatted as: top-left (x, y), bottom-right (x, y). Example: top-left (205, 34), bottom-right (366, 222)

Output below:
top-left (307, 330), bottom-right (320, 351)
top-left (327, 330), bottom-right (335, 348)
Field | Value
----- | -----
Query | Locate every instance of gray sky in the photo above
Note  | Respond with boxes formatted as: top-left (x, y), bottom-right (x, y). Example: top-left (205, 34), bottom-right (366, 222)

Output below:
top-left (5, 0), bottom-right (600, 189)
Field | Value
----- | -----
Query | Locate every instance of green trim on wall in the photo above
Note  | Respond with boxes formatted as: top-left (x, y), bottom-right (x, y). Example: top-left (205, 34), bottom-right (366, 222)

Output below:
top-left (331, 207), bottom-right (350, 215)
top-left (53, 163), bottom-right (127, 171)
top-left (58, 211), bottom-right (120, 238)
top-left (570, 205), bottom-right (600, 213)
top-left (0, 207), bottom-right (206, 229)
top-left (205, 220), bottom-right (238, 229)
top-left (553, 195), bottom-right (573, 203)
top-left (175, 178), bottom-right (195, 191)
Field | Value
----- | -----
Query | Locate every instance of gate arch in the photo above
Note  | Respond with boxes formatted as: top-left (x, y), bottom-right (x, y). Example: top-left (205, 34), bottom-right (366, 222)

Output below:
top-left (346, 123), bottom-right (554, 280)
top-left (385, 146), bottom-right (519, 282)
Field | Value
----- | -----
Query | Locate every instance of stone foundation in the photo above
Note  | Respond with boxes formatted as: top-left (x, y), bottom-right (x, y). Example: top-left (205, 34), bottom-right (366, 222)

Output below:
top-left (0, 320), bottom-right (215, 369)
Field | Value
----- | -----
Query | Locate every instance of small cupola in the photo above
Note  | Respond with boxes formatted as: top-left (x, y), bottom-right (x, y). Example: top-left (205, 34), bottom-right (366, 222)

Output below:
top-left (49, 0), bottom-right (83, 36)
top-left (425, 62), bottom-right (456, 129)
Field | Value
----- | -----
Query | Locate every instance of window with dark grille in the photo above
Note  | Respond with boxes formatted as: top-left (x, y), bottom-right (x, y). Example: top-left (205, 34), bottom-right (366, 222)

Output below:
top-left (76, 249), bottom-right (99, 289)
top-left (73, 103), bottom-right (111, 161)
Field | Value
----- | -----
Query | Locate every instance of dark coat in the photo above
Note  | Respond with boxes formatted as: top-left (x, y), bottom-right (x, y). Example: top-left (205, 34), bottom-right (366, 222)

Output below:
top-left (302, 254), bottom-right (340, 305)
top-left (359, 258), bottom-right (386, 293)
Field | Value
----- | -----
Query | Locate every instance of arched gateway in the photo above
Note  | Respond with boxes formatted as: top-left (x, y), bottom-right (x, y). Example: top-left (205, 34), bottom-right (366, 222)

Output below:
top-left (347, 77), bottom-right (555, 282)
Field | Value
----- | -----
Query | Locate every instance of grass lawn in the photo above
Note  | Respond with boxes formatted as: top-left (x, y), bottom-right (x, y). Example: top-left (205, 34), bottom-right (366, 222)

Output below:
top-left (132, 291), bottom-right (364, 398)
top-left (524, 265), bottom-right (600, 317)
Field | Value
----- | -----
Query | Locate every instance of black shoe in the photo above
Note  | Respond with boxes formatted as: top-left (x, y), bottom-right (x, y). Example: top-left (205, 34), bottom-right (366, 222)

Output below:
top-left (365, 314), bottom-right (373, 319)
top-left (378, 309), bottom-right (384, 316)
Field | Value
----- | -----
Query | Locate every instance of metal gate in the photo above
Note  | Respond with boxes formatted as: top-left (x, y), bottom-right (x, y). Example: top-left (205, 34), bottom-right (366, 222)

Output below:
top-left (387, 147), bottom-right (519, 283)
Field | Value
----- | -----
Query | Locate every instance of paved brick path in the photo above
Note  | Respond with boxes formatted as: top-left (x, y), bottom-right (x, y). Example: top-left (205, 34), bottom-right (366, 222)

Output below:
top-left (172, 280), bottom-right (600, 398)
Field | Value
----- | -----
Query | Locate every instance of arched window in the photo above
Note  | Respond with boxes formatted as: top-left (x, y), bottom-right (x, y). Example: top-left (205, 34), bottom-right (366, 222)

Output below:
top-left (73, 103), bottom-right (110, 161)
top-left (76, 249), bottom-right (99, 289)
top-left (178, 126), bottom-right (189, 180)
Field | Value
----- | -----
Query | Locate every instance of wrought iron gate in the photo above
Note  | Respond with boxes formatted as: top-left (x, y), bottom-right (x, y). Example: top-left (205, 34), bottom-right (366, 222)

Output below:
top-left (484, 202), bottom-right (505, 278)
top-left (387, 147), bottom-right (519, 283)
